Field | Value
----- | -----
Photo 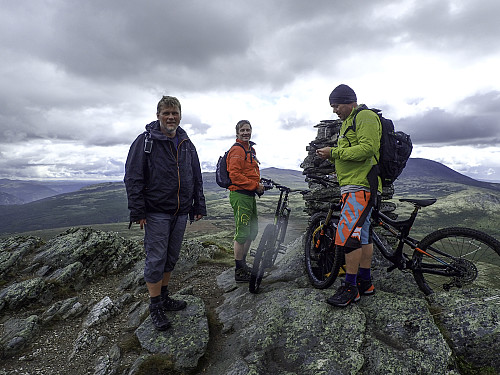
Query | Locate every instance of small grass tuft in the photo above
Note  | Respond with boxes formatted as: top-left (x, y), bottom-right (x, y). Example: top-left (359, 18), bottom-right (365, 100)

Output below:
top-left (119, 333), bottom-right (142, 354)
top-left (136, 354), bottom-right (184, 375)
top-left (455, 356), bottom-right (497, 375)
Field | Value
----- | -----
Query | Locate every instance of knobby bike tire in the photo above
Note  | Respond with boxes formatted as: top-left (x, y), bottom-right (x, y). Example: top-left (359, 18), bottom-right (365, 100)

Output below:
top-left (412, 227), bottom-right (500, 295)
top-left (249, 224), bottom-right (277, 294)
top-left (303, 213), bottom-right (343, 289)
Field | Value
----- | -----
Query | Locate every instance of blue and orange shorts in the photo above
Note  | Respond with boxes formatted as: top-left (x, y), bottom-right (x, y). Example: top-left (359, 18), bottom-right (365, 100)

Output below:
top-left (335, 190), bottom-right (374, 251)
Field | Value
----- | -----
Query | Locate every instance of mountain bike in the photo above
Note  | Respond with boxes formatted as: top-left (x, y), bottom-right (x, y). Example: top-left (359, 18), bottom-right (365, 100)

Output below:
top-left (249, 178), bottom-right (306, 294)
top-left (303, 175), bottom-right (500, 295)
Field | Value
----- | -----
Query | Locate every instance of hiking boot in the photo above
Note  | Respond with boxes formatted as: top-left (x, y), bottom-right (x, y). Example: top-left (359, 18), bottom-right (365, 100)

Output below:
top-left (357, 278), bottom-right (375, 295)
top-left (235, 267), bottom-right (251, 283)
top-left (162, 295), bottom-right (187, 311)
top-left (326, 281), bottom-right (360, 307)
top-left (243, 262), bottom-right (253, 273)
top-left (149, 302), bottom-right (171, 331)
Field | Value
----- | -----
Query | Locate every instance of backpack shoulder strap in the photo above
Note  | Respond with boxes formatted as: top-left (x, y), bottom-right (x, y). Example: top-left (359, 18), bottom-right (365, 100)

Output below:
top-left (143, 128), bottom-right (153, 153)
top-left (341, 105), bottom-right (369, 146)
top-left (232, 142), bottom-right (246, 151)
top-left (350, 104), bottom-right (370, 133)
top-left (231, 142), bottom-right (255, 162)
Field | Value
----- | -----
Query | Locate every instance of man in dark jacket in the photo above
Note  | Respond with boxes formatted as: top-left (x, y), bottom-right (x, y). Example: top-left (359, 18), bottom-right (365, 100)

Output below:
top-left (124, 96), bottom-right (206, 331)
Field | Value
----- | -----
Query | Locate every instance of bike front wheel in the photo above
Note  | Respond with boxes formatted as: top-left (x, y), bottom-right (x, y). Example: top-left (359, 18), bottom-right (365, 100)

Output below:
top-left (271, 215), bottom-right (289, 265)
top-left (249, 224), bottom-right (276, 294)
top-left (412, 227), bottom-right (500, 295)
top-left (304, 213), bottom-right (343, 289)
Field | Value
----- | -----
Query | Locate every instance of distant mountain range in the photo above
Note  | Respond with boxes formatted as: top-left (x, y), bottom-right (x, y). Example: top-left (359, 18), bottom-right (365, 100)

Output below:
top-left (398, 158), bottom-right (500, 192)
top-left (0, 158), bottom-right (499, 236)
top-left (0, 179), bottom-right (102, 205)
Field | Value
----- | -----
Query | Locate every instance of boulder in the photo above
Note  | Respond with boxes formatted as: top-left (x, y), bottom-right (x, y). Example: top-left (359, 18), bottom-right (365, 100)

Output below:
top-left (135, 294), bottom-right (209, 372)
top-left (211, 237), bottom-right (499, 374)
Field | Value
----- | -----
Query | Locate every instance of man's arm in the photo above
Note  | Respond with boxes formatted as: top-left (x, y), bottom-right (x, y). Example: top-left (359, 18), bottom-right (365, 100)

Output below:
top-left (190, 144), bottom-right (207, 218)
top-left (124, 135), bottom-right (147, 223)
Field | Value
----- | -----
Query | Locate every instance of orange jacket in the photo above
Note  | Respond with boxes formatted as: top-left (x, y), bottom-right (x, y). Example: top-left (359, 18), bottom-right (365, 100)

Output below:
top-left (227, 139), bottom-right (260, 192)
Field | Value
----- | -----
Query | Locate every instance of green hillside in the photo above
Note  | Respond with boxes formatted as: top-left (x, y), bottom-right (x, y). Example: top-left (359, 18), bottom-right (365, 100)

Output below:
top-left (1, 162), bottom-right (499, 241)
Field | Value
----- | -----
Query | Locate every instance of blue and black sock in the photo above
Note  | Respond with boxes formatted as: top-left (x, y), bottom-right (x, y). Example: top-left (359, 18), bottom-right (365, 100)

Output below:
top-left (345, 273), bottom-right (357, 286)
top-left (358, 267), bottom-right (371, 281)
top-left (161, 285), bottom-right (169, 298)
top-left (150, 295), bottom-right (161, 305)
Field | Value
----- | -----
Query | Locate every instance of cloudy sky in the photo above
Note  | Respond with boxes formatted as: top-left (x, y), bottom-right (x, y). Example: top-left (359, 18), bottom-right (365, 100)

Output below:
top-left (1, 0), bottom-right (500, 181)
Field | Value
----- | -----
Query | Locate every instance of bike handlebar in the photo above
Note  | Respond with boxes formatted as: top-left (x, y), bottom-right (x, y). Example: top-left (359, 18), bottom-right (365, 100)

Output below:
top-left (260, 177), bottom-right (307, 194)
top-left (305, 174), bottom-right (335, 187)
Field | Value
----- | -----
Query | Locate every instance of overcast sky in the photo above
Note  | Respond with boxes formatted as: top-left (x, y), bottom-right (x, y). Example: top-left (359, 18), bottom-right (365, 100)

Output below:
top-left (1, 0), bottom-right (500, 181)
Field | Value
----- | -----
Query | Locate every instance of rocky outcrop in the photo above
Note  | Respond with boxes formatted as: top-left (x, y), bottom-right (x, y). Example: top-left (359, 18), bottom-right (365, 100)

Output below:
top-left (0, 228), bottom-right (214, 373)
top-left (1, 226), bottom-right (499, 374)
top-left (211, 238), bottom-right (499, 375)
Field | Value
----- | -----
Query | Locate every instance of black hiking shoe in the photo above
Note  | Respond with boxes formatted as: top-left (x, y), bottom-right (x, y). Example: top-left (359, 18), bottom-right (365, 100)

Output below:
top-left (326, 281), bottom-right (360, 307)
top-left (357, 278), bottom-right (375, 295)
top-left (243, 262), bottom-right (253, 273)
top-left (235, 267), bottom-right (251, 283)
top-left (149, 302), bottom-right (171, 331)
top-left (162, 295), bottom-right (187, 311)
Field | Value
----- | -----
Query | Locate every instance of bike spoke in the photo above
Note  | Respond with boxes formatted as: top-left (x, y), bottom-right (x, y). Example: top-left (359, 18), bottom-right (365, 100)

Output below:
top-left (412, 228), bottom-right (500, 295)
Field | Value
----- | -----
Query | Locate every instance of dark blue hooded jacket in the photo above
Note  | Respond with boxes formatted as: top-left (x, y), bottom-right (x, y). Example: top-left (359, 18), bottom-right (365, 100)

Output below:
top-left (124, 121), bottom-right (207, 222)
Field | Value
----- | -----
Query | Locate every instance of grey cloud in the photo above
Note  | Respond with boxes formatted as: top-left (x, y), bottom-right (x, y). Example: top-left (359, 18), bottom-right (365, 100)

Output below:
top-left (1, 0), bottom-right (500, 180)
top-left (399, 91), bottom-right (500, 146)
top-left (278, 115), bottom-right (313, 130)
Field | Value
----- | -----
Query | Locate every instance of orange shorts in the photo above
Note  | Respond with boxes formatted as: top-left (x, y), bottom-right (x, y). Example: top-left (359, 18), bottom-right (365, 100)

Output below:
top-left (335, 190), bottom-right (373, 249)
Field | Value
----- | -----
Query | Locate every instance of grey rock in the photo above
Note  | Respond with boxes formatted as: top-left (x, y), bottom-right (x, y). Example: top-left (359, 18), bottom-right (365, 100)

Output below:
top-left (83, 296), bottom-right (119, 328)
top-left (0, 277), bottom-right (51, 312)
top-left (46, 261), bottom-right (84, 287)
top-left (430, 289), bottom-right (500, 373)
top-left (0, 315), bottom-right (40, 358)
top-left (210, 237), bottom-right (499, 374)
top-left (41, 296), bottom-right (86, 323)
top-left (127, 301), bottom-right (149, 329)
top-left (0, 236), bottom-right (44, 279)
top-left (135, 294), bottom-right (209, 372)
top-left (360, 291), bottom-right (451, 374)
top-left (94, 343), bottom-right (121, 375)
top-left (70, 328), bottom-right (99, 360)
top-left (33, 227), bottom-right (143, 286)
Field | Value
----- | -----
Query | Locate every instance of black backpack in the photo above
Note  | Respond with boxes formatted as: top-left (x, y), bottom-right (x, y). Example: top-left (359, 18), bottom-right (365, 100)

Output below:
top-left (344, 105), bottom-right (412, 187)
top-left (215, 143), bottom-right (247, 188)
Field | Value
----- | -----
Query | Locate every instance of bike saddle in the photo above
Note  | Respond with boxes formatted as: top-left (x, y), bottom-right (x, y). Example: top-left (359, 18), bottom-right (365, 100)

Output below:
top-left (399, 198), bottom-right (437, 207)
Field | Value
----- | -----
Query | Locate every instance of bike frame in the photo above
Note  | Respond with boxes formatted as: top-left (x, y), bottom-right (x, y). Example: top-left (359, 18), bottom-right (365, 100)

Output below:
top-left (371, 204), bottom-right (463, 276)
top-left (261, 178), bottom-right (304, 251)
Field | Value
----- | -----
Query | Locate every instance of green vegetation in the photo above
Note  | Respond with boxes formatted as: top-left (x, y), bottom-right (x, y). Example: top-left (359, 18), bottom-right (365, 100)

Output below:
top-left (136, 354), bottom-right (181, 375)
top-left (455, 356), bottom-right (498, 375)
top-left (392, 180), bottom-right (500, 239)
top-left (1, 167), bottom-right (499, 243)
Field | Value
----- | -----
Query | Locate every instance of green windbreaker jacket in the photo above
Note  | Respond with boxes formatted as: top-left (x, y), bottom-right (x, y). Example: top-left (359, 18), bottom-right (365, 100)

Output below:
top-left (329, 105), bottom-right (382, 192)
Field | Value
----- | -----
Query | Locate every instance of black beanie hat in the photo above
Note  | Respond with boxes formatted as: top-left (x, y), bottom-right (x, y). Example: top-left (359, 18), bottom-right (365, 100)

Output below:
top-left (329, 84), bottom-right (357, 105)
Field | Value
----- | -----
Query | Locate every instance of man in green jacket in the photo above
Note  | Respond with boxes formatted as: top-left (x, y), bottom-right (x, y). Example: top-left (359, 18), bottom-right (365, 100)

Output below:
top-left (316, 84), bottom-right (382, 307)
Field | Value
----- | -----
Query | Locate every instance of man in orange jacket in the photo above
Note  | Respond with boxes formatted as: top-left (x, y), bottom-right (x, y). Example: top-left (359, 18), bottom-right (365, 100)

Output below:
top-left (227, 120), bottom-right (265, 282)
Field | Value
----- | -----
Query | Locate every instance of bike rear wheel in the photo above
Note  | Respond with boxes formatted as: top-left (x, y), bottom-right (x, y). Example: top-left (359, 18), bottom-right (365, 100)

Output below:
top-left (249, 224), bottom-right (276, 294)
top-left (304, 213), bottom-right (343, 289)
top-left (412, 227), bottom-right (500, 295)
